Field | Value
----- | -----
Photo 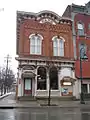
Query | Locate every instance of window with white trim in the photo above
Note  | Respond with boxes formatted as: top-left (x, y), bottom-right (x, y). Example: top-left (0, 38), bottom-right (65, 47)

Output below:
top-left (77, 23), bottom-right (84, 36)
top-left (79, 43), bottom-right (87, 58)
top-left (53, 36), bottom-right (64, 56)
top-left (37, 67), bottom-right (47, 90)
top-left (29, 34), bottom-right (43, 54)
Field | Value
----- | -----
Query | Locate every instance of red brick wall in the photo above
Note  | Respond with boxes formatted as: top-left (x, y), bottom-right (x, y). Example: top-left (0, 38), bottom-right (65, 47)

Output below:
top-left (75, 61), bottom-right (90, 78)
top-left (17, 19), bottom-right (74, 59)
top-left (74, 13), bottom-right (90, 78)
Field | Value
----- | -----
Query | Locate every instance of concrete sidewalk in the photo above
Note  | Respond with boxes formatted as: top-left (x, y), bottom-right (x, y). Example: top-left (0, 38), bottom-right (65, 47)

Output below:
top-left (0, 92), bottom-right (12, 99)
top-left (0, 93), bottom-right (90, 108)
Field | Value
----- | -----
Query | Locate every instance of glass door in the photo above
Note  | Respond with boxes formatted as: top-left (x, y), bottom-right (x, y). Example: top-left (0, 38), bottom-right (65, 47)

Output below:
top-left (24, 78), bottom-right (32, 95)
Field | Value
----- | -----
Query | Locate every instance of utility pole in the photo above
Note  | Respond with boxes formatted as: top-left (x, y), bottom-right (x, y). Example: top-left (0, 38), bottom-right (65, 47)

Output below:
top-left (4, 54), bottom-right (11, 94)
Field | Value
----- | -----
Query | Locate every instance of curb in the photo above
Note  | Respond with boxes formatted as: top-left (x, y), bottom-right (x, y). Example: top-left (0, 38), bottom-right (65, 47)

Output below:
top-left (0, 104), bottom-right (89, 109)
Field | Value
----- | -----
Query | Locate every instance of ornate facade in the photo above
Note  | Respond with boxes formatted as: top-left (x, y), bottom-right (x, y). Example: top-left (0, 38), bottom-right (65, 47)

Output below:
top-left (16, 10), bottom-right (77, 99)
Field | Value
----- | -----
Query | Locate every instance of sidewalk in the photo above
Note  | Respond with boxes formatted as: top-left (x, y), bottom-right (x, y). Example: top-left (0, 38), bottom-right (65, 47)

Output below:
top-left (0, 92), bottom-right (12, 99)
top-left (0, 93), bottom-right (90, 108)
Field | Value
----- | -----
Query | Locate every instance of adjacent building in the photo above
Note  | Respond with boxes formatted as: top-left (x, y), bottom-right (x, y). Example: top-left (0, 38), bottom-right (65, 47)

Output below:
top-left (63, 1), bottom-right (90, 95)
top-left (16, 10), bottom-right (77, 99)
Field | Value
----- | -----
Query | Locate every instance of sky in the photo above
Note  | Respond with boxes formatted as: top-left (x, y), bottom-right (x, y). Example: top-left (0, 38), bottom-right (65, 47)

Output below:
top-left (0, 0), bottom-right (89, 77)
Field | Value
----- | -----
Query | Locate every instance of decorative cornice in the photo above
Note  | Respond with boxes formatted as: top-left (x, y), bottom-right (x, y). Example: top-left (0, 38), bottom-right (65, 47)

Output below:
top-left (15, 56), bottom-right (75, 63)
top-left (17, 10), bottom-right (72, 24)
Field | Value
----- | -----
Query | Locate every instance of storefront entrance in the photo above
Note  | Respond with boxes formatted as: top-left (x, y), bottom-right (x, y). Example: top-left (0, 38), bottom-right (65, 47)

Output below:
top-left (24, 78), bottom-right (32, 96)
top-left (61, 76), bottom-right (76, 96)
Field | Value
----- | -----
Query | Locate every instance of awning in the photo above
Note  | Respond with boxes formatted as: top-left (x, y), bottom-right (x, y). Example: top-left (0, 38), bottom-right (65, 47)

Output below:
top-left (22, 71), bottom-right (36, 78)
top-left (61, 76), bottom-right (76, 83)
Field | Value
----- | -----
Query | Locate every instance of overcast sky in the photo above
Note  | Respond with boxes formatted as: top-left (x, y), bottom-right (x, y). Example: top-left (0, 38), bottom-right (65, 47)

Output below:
top-left (0, 0), bottom-right (89, 76)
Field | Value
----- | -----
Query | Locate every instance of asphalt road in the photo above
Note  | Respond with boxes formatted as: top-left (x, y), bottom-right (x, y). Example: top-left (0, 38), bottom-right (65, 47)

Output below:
top-left (0, 93), bottom-right (90, 120)
top-left (0, 107), bottom-right (90, 120)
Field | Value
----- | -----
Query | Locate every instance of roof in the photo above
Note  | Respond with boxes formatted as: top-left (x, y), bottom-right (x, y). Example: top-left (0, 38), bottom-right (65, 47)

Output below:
top-left (17, 10), bottom-right (72, 22)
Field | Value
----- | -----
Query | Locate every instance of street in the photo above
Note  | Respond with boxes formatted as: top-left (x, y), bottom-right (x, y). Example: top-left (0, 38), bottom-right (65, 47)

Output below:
top-left (0, 93), bottom-right (90, 119)
top-left (0, 107), bottom-right (90, 120)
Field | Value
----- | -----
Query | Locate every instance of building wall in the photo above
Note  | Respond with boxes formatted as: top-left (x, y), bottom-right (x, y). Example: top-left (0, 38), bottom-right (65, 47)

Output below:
top-left (63, 4), bottom-right (90, 78)
top-left (17, 18), bottom-right (74, 59)
top-left (74, 13), bottom-right (90, 78)
top-left (16, 11), bottom-right (77, 98)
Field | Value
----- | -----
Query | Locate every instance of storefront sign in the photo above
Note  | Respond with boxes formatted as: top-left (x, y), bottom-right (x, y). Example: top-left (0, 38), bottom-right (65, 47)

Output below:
top-left (63, 82), bottom-right (72, 86)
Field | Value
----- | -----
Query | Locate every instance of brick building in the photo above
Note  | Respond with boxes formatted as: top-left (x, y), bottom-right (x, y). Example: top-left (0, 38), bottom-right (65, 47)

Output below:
top-left (16, 10), bottom-right (77, 99)
top-left (63, 1), bottom-right (90, 95)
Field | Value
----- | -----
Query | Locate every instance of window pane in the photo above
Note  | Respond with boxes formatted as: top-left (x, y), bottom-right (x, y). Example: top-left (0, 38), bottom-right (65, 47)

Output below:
top-left (78, 23), bottom-right (83, 29)
top-left (25, 79), bottom-right (31, 90)
top-left (78, 29), bottom-right (84, 36)
top-left (37, 46), bottom-right (41, 54)
top-left (53, 47), bottom-right (58, 56)
top-left (31, 39), bottom-right (35, 45)
top-left (30, 34), bottom-right (42, 54)
top-left (49, 67), bottom-right (58, 90)
top-left (79, 43), bottom-right (87, 58)
top-left (37, 39), bottom-right (41, 45)
top-left (30, 46), bottom-right (35, 54)
top-left (53, 38), bottom-right (58, 56)
top-left (60, 49), bottom-right (64, 56)
top-left (80, 43), bottom-right (87, 52)
top-left (60, 40), bottom-right (64, 48)
top-left (31, 36), bottom-right (35, 45)
top-left (53, 40), bottom-right (58, 47)
top-left (83, 84), bottom-right (87, 93)
top-left (37, 67), bottom-right (46, 90)
top-left (59, 40), bottom-right (64, 56)
top-left (53, 38), bottom-right (65, 56)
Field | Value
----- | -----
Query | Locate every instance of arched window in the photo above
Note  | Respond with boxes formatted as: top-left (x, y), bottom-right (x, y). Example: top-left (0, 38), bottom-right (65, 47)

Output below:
top-left (77, 22), bottom-right (84, 36)
top-left (37, 67), bottom-right (47, 90)
top-left (29, 34), bottom-right (43, 55)
top-left (52, 36), bottom-right (65, 56)
top-left (79, 43), bottom-right (87, 58)
top-left (49, 67), bottom-right (58, 90)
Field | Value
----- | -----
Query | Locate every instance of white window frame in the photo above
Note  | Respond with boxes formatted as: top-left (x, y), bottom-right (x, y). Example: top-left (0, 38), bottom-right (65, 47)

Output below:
top-left (52, 36), bottom-right (65, 56)
top-left (79, 43), bottom-right (87, 58)
top-left (77, 23), bottom-right (84, 36)
top-left (29, 34), bottom-right (43, 55)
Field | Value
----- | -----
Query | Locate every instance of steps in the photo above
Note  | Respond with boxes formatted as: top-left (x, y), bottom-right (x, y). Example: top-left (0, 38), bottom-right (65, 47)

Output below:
top-left (17, 96), bottom-right (76, 101)
top-left (36, 96), bottom-right (75, 101)
top-left (17, 96), bottom-right (36, 101)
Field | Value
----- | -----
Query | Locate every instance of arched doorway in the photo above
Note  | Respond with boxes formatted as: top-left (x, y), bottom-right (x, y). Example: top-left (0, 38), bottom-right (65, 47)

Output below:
top-left (49, 67), bottom-right (58, 90)
top-left (37, 67), bottom-right (47, 90)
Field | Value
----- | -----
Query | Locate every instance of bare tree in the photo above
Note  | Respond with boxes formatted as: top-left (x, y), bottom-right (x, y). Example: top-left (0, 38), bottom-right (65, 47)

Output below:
top-left (1, 67), bottom-right (15, 94)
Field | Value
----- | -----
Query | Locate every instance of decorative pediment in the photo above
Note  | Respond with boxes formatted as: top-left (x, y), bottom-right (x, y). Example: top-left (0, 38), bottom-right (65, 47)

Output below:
top-left (22, 71), bottom-right (36, 78)
top-left (61, 76), bottom-right (76, 82)
top-left (22, 65), bottom-right (35, 70)
top-left (39, 18), bottom-right (56, 25)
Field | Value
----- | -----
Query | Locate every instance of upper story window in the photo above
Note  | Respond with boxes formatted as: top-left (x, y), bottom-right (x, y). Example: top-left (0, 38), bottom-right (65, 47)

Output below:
top-left (52, 36), bottom-right (65, 56)
top-left (29, 34), bottom-right (43, 55)
top-left (79, 43), bottom-right (87, 58)
top-left (88, 23), bottom-right (90, 30)
top-left (77, 23), bottom-right (84, 36)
